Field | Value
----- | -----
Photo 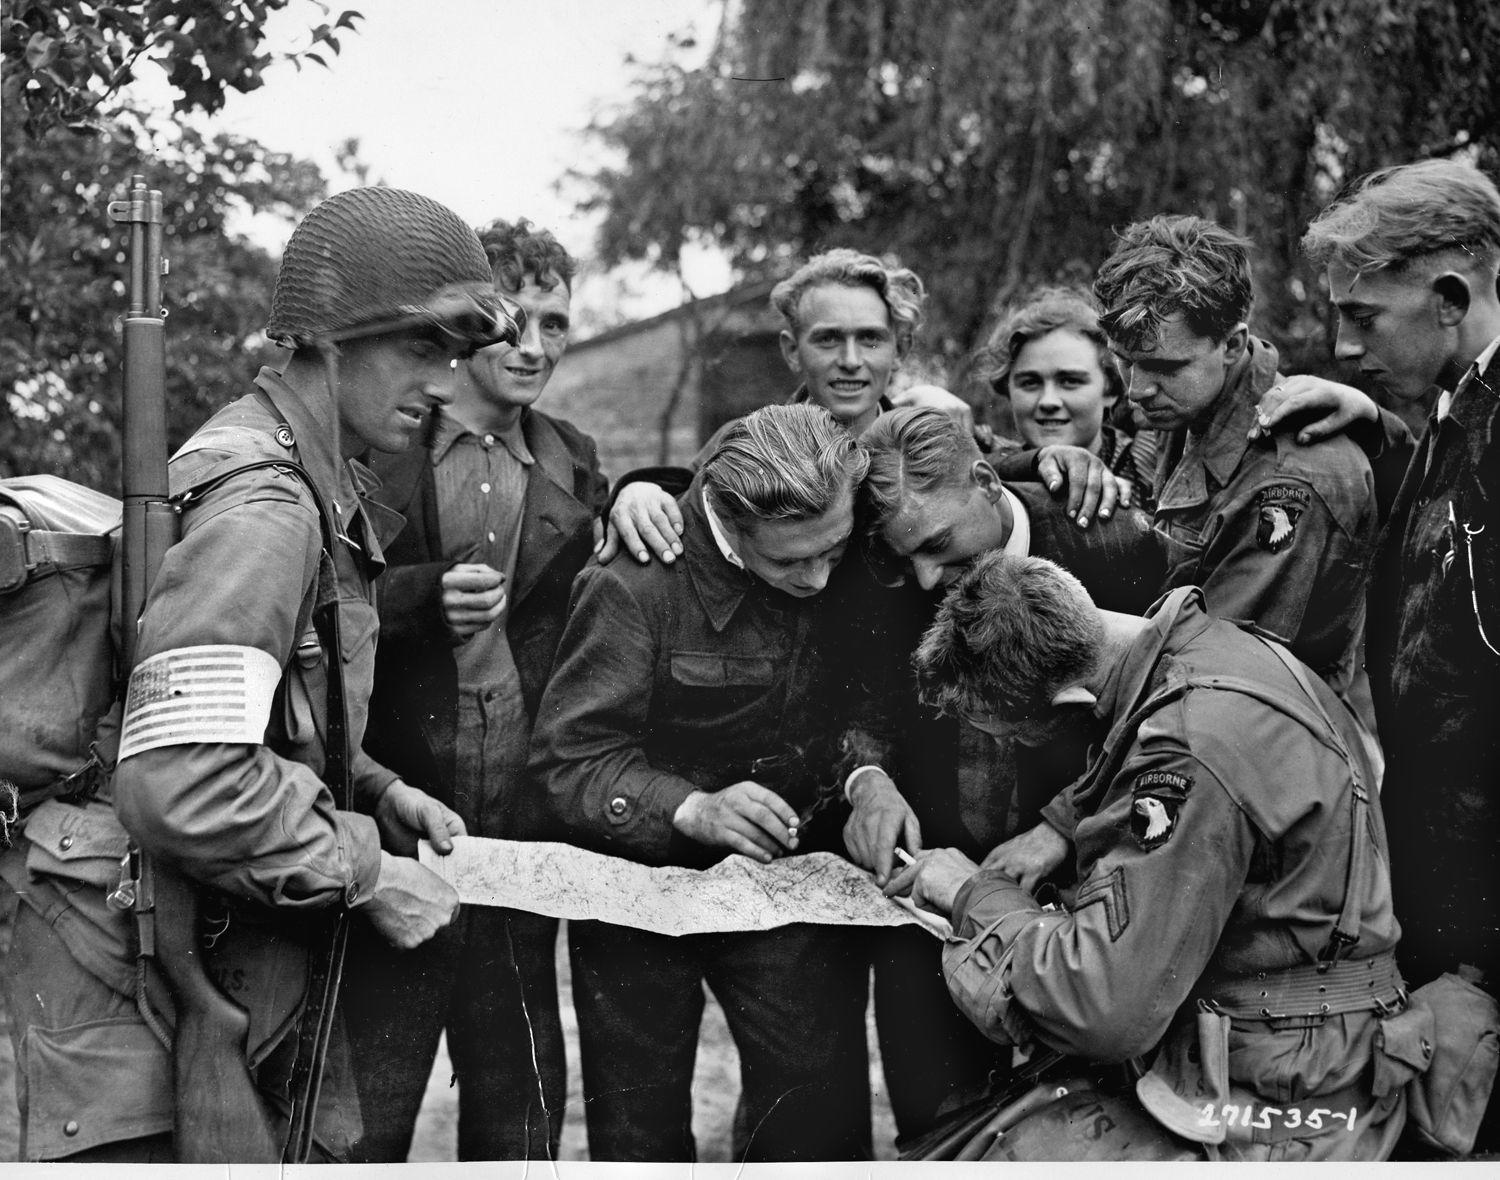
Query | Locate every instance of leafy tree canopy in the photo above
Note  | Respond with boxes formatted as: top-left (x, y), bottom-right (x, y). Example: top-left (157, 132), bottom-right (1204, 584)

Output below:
top-left (580, 0), bottom-right (1500, 392)
top-left (1, 109), bottom-right (329, 488)
top-left (0, 0), bottom-right (370, 487)
top-left (2, 0), bottom-right (362, 136)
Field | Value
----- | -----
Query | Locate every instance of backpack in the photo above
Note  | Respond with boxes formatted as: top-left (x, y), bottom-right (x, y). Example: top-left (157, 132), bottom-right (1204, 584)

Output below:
top-left (0, 474), bottom-right (123, 839)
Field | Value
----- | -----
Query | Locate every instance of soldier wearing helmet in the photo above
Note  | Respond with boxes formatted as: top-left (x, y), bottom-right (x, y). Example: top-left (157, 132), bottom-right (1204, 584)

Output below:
top-left (4, 187), bottom-right (517, 1163)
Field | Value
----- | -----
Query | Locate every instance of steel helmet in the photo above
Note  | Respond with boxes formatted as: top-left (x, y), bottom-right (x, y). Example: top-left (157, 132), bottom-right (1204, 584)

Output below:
top-left (265, 187), bottom-right (523, 353)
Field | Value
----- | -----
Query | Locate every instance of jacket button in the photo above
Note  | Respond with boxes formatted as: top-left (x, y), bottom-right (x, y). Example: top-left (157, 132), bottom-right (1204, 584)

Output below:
top-left (345, 882), bottom-right (360, 905)
top-left (59, 835), bottom-right (74, 852)
top-left (63, 1120), bottom-right (79, 1137)
top-left (608, 797), bottom-right (628, 818)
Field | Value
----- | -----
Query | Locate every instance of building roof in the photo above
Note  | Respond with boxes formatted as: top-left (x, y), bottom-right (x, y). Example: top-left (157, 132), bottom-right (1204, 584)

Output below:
top-left (567, 279), bottom-right (779, 354)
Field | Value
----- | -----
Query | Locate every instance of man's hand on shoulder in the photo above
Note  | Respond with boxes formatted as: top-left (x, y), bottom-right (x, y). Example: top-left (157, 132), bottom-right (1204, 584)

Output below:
top-left (1249, 375), bottom-right (1378, 446)
top-left (597, 481), bottom-right (684, 566)
top-left (1034, 444), bottom-right (1129, 527)
top-left (891, 383), bottom-right (974, 434)
top-left (842, 767), bottom-right (922, 886)
top-left (361, 851), bottom-right (460, 949)
top-left (672, 781), bottom-right (800, 862)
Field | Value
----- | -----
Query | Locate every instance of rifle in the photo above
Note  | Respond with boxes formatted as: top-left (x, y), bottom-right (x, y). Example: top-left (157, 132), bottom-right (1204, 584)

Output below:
top-left (110, 175), bottom-right (280, 1162)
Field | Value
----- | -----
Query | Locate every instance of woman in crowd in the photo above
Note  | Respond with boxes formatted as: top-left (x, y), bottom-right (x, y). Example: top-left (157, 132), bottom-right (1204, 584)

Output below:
top-left (984, 286), bottom-right (1159, 510)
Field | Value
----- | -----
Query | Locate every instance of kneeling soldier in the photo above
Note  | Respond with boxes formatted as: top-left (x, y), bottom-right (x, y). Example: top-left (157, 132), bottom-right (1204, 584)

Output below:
top-left (892, 552), bottom-right (1413, 1161)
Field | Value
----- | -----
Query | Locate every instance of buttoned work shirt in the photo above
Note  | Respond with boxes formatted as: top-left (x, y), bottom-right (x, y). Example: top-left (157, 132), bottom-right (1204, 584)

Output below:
top-left (429, 412), bottom-right (534, 829)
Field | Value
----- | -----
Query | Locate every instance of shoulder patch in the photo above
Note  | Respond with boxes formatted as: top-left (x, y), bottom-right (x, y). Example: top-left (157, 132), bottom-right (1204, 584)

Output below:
top-left (1130, 770), bottom-right (1192, 851)
top-left (1255, 485), bottom-right (1308, 552)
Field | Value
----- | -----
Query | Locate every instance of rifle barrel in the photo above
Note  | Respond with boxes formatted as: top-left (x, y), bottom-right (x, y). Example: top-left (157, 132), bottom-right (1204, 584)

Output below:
top-left (109, 175), bottom-right (175, 669)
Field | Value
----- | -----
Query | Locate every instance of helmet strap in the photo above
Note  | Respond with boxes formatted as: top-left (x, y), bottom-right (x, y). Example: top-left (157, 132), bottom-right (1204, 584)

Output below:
top-left (316, 340), bottom-right (343, 460)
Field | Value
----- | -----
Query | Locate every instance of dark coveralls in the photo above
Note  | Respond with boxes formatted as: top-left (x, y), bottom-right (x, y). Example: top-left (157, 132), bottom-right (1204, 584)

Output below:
top-left (1364, 345), bottom-right (1500, 1148)
top-left (859, 483), bottom-right (1165, 1137)
top-left (2, 370), bottom-right (404, 1161)
top-left (955, 589), bottom-right (1408, 1160)
top-left (528, 475), bottom-right (872, 1162)
top-left (341, 406), bottom-right (609, 1160)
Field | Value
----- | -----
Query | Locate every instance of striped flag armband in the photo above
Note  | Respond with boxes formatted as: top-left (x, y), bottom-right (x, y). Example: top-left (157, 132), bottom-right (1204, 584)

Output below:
top-left (118, 645), bottom-right (282, 760)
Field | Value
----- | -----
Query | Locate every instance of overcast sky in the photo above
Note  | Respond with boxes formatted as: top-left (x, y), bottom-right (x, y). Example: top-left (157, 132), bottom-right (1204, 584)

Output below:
top-left (203, 0), bottom-right (731, 327)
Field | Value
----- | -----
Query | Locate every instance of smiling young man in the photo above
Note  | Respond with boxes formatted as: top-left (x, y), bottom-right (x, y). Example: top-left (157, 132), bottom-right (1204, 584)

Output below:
top-left (1256, 159), bottom-right (1500, 1152)
top-left (344, 219), bottom-right (609, 1162)
top-left (529, 403), bottom-right (874, 1163)
top-left (605, 248), bottom-right (1124, 565)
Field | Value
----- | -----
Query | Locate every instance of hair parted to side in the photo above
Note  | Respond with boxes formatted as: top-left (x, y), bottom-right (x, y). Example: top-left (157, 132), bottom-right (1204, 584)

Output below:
top-left (914, 552), bottom-right (1104, 723)
top-left (858, 405), bottom-right (980, 538)
top-left (770, 248), bottom-right (927, 352)
top-left (1092, 215), bottom-right (1253, 353)
top-left (477, 217), bottom-right (578, 294)
top-left (982, 285), bottom-right (1125, 405)
top-left (1301, 158), bottom-right (1500, 279)
top-left (702, 403), bottom-right (869, 531)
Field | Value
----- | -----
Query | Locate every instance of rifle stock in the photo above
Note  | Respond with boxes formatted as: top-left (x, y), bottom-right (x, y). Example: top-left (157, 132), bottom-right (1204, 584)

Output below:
top-left (111, 174), bottom-right (280, 1162)
top-left (146, 861), bottom-right (280, 1161)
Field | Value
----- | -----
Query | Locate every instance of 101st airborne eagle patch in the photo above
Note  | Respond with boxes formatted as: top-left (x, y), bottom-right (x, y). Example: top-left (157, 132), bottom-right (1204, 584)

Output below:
top-left (1255, 485), bottom-right (1310, 553)
top-left (1130, 770), bottom-right (1193, 851)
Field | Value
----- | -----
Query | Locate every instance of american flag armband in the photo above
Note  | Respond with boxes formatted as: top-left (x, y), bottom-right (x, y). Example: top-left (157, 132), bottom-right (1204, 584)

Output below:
top-left (118, 645), bottom-right (282, 760)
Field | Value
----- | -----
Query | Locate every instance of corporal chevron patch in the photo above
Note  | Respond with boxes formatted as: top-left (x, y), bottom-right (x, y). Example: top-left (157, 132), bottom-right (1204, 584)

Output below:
top-left (1073, 865), bottom-right (1130, 941)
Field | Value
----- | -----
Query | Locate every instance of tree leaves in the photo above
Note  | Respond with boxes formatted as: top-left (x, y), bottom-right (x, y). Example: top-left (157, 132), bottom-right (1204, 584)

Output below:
top-left (2, 0), bottom-right (365, 138)
top-left (581, 0), bottom-right (1500, 388)
top-left (0, 110), bottom-right (328, 488)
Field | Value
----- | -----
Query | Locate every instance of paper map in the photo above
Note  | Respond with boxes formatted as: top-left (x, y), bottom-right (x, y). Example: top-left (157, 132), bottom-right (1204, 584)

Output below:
top-left (418, 837), bottom-right (949, 939)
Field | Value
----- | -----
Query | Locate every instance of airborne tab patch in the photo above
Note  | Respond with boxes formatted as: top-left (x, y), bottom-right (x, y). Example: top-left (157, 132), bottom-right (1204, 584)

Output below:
top-left (1255, 485), bottom-right (1309, 553)
top-left (1130, 770), bottom-right (1192, 851)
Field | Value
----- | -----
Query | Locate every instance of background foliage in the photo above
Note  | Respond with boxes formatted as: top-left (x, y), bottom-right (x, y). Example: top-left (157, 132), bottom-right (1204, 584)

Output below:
top-left (0, 0), bottom-right (358, 487)
top-left (580, 0), bottom-right (1500, 400)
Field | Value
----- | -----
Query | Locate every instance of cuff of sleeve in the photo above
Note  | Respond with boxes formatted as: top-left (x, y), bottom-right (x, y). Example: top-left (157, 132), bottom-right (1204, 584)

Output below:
top-left (1038, 793), bottom-right (1077, 843)
top-left (989, 446), bottom-right (1042, 483)
top-left (379, 561), bottom-right (453, 644)
top-left (353, 758), bottom-right (400, 815)
top-left (613, 772), bottom-right (699, 864)
top-left (951, 868), bottom-right (1037, 937)
top-left (336, 810), bottom-right (383, 908)
top-left (843, 764), bottom-right (888, 802)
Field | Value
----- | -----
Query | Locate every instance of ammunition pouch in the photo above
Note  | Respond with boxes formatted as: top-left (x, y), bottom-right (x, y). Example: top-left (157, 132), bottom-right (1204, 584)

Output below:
top-left (1403, 972), bottom-right (1500, 1156)
top-left (0, 797), bottom-right (172, 1160)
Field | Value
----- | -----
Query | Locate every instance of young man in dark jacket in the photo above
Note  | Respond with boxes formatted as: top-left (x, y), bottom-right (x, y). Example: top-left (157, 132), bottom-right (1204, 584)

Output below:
top-left (344, 221), bottom-right (608, 1161)
top-left (1255, 158), bottom-right (1500, 1153)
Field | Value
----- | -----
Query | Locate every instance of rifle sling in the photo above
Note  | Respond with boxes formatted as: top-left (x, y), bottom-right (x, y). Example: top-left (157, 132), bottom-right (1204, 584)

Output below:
top-left (217, 452), bottom-right (355, 1164)
top-left (148, 451), bottom-right (355, 1162)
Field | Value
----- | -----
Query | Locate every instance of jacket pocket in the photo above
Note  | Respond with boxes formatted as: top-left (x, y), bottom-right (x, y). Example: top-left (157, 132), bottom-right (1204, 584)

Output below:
top-left (1406, 972), bottom-right (1500, 1156)
top-left (1153, 514), bottom-right (1220, 586)
top-left (23, 798), bottom-right (129, 888)
top-left (669, 652), bottom-right (775, 687)
top-left (1372, 997), bottom-right (1434, 1098)
top-left (22, 1015), bottom-right (172, 1159)
top-left (281, 625), bottom-right (326, 756)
